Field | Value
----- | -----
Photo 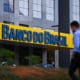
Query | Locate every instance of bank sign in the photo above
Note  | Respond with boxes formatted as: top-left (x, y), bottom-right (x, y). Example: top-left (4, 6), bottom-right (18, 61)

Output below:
top-left (0, 22), bottom-right (73, 48)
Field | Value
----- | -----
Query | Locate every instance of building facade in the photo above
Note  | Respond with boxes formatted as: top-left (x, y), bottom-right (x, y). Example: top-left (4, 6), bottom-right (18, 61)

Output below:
top-left (0, 0), bottom-right (77, 67)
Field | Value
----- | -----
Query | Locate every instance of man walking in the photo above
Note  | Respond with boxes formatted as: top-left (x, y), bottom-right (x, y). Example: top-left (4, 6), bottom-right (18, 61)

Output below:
top-left (69, 21), bottom-right (80, 80)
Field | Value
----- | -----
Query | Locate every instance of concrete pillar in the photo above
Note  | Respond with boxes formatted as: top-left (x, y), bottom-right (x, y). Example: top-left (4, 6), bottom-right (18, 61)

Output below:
top-left (42, 50), bottom-right (47, 64)
top-left (70, 50), bottom-right (73, 61)
top-left (58, 0), bottom-right (70, 68)
top-left (55, 50), bottom-right (59, 68)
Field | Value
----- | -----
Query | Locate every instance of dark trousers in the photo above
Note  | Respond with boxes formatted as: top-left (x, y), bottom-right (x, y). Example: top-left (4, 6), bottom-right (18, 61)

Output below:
top-left (69, 52), bottom-right (80, 80)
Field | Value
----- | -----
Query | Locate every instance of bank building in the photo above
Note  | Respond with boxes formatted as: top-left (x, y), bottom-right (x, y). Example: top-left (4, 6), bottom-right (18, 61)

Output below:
top-left (0, 0), bottom-right (78, 68)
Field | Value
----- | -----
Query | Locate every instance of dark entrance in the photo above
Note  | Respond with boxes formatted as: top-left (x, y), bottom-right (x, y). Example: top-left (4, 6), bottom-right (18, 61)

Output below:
top-left (18, 46), bottom-right (29, 65)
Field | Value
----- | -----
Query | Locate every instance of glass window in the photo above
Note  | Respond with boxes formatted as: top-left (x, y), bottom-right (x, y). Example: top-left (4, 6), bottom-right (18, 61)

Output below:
top-left (46, 0), bottom-right (55, 21)
top-left (19, 0), bottom-right (29, 16)
top-left (72, 0), bottom-right (79, 21)
top-left (4, 0), bottom-right (14, 13)
top-left (33, 0), bottom-right (42, 18)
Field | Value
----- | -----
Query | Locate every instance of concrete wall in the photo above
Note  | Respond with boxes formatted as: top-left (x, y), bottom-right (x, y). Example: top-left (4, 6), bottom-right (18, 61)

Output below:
top-left (0, 0), bottom-right (58, 30)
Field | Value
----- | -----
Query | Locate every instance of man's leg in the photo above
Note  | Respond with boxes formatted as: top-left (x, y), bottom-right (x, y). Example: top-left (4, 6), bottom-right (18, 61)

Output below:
top-left (78, 68), bottom-right (80, 79)
top-left (78, 58), bottom-right (80, 79)
top-left (69, 58), bottom-right (78, 80)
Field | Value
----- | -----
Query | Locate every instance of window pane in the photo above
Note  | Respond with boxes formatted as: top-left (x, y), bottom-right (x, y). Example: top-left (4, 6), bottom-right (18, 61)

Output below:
top-left (19, 1), bottom-right (24, 7)
top-left (46, 1), bottom-right (49, 7)
top-left (37, 12), bottom-right (41, 18)
top-left (19, 0), bottom-right (29, 16)
top-left (73, 0), bottom-right (79, 5)
top-left (49, 8), bottom-right (53, 14)
top-left (19, 8), bottom-right (28, 16)
top-left (20, 0), bottom-right (28, 1)
top-left (9, 0), bottom-right (13, 5)
top-left (4, 5), bottom-right (9, 12)
top-left (19, 0), bottom-right (28, 8)
top-left (4, 0), bottom-right (14, 13)
top-left (33, 11), bottom-right (41, 18)
top-left (46, 8), bottom-right (54, 14)
top-left (46, 8), bottom-right (49, 14)
top-left (37, 5), bottom-right (41, 11)
top-left (46, 14), bottom-right (54, 21)
top-left (33, 0), bottom-right (37, 4)
top-left (33, 11), bottom-right (37, 17)
top-left (72, 0), bottom-right (79, 21)
top-left (46, 0), bottom-right (49, 3)
top-left (50, 0), bottom-right (54, 8)
top-left (46, 0), bottom-right (55, 21)
top-left (37, 0), bottom-right (41, 5)
top-left (24, 2), bottom-right (28, 8)
top-left (33, 4), bottom-right (41, 11)
top-left (4, 0), bottom-right (13, 5)
top-left (33, 4), bottom-right (37, 11)
top-left (4, 0), bottom-right (9, 4)
top-left (33, 0), bottom-right (42, 18)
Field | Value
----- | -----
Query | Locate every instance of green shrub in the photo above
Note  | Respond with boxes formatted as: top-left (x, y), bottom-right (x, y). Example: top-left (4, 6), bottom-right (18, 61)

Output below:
top-left (0, 48), bottom-right (14, 65)
top-left (0, 68), bottom-right (21, 80)
top-left (26, 55), bottom-right (41, 65)
top-left (30, 55), bottom-right (41, 65)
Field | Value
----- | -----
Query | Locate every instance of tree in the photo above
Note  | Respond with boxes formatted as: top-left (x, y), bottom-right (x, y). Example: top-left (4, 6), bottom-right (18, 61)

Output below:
top-left (0, 48), bottom-right (14, 64)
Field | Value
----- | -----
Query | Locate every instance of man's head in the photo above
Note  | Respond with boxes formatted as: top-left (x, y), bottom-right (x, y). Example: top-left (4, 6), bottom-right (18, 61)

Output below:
top-left (70, 21), bottom-right (80, 33)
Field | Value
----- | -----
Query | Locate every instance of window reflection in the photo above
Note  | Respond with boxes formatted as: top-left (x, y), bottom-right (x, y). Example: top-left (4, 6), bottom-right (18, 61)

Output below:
top-left (72, 0), bottom-right (79, 21)
top-left (46, 0), bottom-right (55, 21)
top-left (33, 0), bottom-right (42, 18)
top-left (19, 0), bottom-right (29, 16)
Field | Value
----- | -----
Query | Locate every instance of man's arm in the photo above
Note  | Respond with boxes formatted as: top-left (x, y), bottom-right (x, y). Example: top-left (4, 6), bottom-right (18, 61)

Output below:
top-left (74, 33), bottom-right (80, 49)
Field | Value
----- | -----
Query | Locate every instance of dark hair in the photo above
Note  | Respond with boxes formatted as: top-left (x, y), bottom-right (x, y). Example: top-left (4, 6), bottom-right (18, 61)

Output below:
top-left (70, 21), bottom-right (79, 28)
